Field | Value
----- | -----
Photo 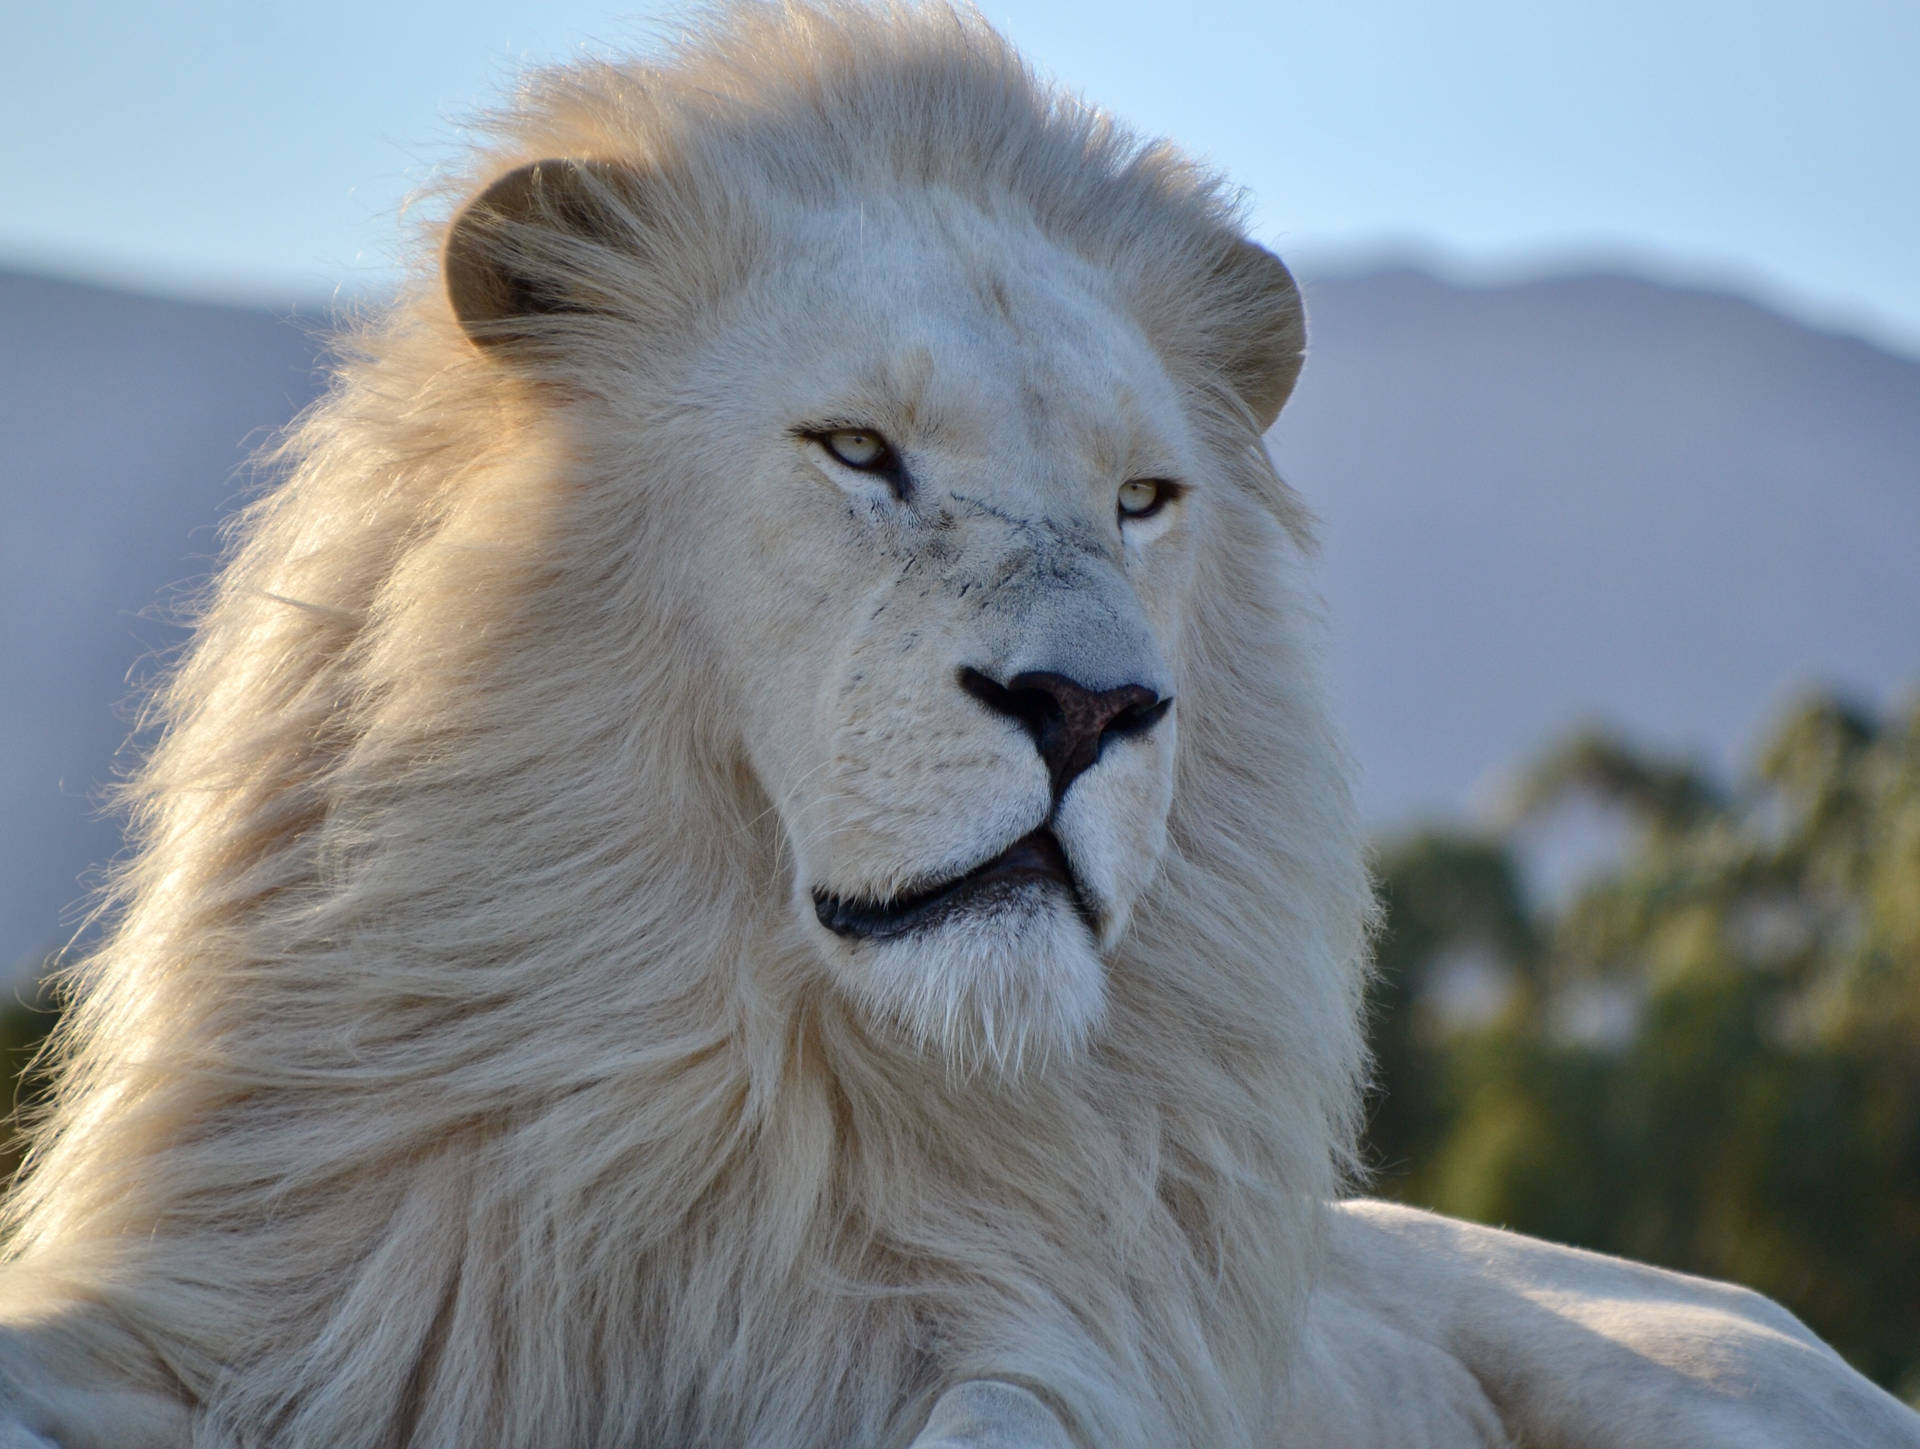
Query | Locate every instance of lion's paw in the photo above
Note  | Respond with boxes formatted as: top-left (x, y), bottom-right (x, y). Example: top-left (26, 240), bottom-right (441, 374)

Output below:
top-left (908, 1381), bottom-right (1078, 1449)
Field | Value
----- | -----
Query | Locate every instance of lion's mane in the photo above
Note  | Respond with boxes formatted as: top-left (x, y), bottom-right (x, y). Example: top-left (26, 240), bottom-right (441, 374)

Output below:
top-left (5, 7), bottom-right (1372, 1447)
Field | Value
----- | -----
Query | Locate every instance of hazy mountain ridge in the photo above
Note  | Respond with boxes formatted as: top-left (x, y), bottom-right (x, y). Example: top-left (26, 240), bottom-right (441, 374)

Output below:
top-left (4, 263), bottom-right (1917, 976)
top-left (2, 270), bottom-right (327, 976)
top-left (1275, 263), bottom-right (1920, 821)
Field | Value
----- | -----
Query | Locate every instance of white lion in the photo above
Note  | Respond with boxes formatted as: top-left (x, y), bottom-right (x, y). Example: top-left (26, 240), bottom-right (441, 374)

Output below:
top-left (1, 5), bottom-right (1914, 1448)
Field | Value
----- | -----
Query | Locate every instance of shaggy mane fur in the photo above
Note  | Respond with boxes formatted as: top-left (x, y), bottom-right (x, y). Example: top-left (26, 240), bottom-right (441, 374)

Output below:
top-left (4, 6), bottom-right (1371, 1447)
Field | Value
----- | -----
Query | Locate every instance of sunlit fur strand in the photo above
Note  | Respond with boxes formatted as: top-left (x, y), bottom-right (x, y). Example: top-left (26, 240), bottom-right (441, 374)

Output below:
top-left (2, 6), bottom-right (1369, 1448)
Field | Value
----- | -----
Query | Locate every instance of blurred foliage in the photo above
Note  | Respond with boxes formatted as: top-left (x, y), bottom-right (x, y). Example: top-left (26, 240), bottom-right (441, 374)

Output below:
top-left (0, 965), bottom-right (61, 1187)
top-left (1366, 689), bottom-right (1920, 1401)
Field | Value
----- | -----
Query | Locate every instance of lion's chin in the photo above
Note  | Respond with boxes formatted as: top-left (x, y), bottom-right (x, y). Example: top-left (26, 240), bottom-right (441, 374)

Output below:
top-left (824, 886), bottom-right (1108, 1079)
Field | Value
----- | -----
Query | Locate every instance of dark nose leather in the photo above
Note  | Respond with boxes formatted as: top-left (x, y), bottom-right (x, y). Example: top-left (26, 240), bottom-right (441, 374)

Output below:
top-left (959, 667), bottom-right (1171, 798)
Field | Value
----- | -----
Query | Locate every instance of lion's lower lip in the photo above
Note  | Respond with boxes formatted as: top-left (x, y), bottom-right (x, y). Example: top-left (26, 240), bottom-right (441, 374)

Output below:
top-left (812, 829), bottom-right (1088, 941)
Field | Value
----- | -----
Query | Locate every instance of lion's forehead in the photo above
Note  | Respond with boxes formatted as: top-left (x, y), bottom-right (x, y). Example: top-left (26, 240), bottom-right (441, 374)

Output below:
top-left (746, 200), bottom-right (1196, 473)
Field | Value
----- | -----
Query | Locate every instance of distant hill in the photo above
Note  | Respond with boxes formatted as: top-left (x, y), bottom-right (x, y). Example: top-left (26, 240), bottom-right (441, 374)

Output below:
top-left (4, 263), bottom-right (1917, 976)
top-left (1273, 263), bottom-right (1920, 823)
top-left (1, 271), bottom-right (326, 977)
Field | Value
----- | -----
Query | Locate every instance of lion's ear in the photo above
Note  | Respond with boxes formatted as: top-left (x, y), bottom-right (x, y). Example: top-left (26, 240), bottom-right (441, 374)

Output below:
top-left (1211, 239), bottom-right (1306, 433)
top-left (443, 158), bottom-right (647, 349)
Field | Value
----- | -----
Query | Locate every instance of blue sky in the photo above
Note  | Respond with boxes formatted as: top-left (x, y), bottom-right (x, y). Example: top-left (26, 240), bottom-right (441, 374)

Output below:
top-left (5, 0), bottom-right (1917, 353)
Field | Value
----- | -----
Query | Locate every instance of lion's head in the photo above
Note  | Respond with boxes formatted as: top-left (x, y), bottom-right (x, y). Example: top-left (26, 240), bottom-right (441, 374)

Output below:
top-left (436, 65), bottom-right (1309, 1078)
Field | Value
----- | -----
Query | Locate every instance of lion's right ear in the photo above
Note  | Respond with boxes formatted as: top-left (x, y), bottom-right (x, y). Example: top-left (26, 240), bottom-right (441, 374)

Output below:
top-left (1209, 239), bottom-right (1307, 434)
top-left (443, 158), bottom-right (646, 349)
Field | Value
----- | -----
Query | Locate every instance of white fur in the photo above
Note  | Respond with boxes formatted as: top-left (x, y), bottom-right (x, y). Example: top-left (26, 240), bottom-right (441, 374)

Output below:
top-left (0, 5), bottom-right (1913, 1448)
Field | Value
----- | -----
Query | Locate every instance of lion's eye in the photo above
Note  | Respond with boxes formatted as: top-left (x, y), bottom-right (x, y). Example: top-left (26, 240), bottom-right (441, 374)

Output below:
top-left (820, 429), bottom-right (891, 471)
top-left (798, 423), bottom-right (912, 502)
top-left (1118, 478), bottom-right (1178, 522)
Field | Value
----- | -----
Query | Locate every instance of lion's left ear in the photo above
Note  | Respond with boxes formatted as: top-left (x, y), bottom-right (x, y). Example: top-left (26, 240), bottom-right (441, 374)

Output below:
top-left (1210, 239), bottom-right (1306, 433)
top-left (443, 158), bottom-right (649, 349)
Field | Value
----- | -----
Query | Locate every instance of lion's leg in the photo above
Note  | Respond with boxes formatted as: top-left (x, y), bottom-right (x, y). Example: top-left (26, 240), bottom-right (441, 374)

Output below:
top-left (1317, 1199), bottom-right (1920, 1449)
top-left (906, 1380), bottom-right (1077, 1449)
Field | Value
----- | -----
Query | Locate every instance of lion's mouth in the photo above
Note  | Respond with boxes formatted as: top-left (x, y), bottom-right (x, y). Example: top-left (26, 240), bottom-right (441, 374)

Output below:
top-left (812, 828), bottom-right (1094, 942)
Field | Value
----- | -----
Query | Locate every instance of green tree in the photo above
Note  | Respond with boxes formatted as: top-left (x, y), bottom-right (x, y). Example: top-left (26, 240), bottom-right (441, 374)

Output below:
top-left (1365, 691), bottom-right (1920, 1401)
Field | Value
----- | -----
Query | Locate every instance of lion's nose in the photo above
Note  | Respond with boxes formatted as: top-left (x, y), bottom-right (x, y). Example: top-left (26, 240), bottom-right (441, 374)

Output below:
top-left (958, 667), bottom-right (1171, 799)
